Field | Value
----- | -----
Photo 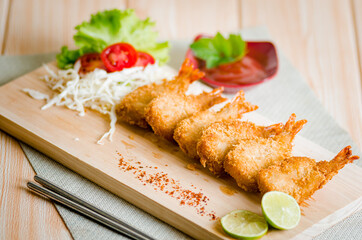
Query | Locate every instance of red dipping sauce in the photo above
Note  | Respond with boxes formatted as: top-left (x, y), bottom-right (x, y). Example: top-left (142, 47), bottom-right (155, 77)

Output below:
top-left (187, 35), bottom-right (278, 93)
top-left (198, 55), bottom-right (267, 85)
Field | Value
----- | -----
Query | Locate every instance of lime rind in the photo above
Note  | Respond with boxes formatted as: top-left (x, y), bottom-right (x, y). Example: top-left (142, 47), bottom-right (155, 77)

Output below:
top-left (261, 191), bottom-right (301, 230)
top-left (221, 210), bottom-right (268, 240)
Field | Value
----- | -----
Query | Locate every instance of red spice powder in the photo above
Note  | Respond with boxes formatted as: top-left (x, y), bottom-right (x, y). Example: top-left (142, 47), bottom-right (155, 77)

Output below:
top-left (117, 153), bottom-right (217, 220)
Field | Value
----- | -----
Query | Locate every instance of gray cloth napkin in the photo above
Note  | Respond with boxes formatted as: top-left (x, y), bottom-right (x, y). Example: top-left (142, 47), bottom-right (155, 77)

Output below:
top-left (1, 27), bottom-right (361, 240)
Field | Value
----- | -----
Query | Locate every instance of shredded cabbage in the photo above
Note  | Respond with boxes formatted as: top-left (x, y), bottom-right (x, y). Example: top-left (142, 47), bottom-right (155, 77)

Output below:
top-left (23, 88), bottom-right (49, 101)
top-left (26, 63), bottom-right (175, 144)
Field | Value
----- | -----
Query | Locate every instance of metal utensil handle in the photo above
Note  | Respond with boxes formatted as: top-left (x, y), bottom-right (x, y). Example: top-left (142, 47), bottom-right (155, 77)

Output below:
top-left (27, 182), bottom-right (154, 240)
top-left (34, 175), bottom-right (124, 226)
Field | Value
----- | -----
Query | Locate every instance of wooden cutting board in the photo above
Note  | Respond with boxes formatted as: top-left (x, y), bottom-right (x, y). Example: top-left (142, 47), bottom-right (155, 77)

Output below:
top-left (0, 63), bottom-right (361, 240)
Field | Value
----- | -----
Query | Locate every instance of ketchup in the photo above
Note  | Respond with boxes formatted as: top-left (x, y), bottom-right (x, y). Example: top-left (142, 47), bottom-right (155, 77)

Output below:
top-left (198, 55), bottom-right (267, 85)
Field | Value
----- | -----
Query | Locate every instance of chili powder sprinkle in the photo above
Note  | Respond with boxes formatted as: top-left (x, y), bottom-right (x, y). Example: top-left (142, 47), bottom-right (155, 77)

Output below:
top-left (117, 153), bottom-right (217, 220)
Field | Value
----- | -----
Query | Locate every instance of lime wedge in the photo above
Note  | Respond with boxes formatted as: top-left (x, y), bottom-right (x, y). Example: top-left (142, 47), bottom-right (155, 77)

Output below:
top-left (221, 210), bottom-right (268, 240)
top-left (261, 191), bottom-right (301, 230)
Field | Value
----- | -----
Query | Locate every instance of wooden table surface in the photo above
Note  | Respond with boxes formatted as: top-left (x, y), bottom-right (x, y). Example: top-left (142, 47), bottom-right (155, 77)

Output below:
top-left (0, 0), bottom-right (361, 239)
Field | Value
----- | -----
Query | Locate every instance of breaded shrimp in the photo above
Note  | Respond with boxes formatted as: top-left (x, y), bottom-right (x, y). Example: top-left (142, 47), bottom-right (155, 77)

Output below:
top-left (145, 87), bottom-right (226, 141)
top-left (224, 114), bottom-right (307, 192)
top-left (116, 58), bottom-right (204, 128)
top-left (257, 146), bottom-right (359, 204)
top-left (173, 90), bottom-right (258, 160)
top-left (197, 120), bottom-right (283, 176)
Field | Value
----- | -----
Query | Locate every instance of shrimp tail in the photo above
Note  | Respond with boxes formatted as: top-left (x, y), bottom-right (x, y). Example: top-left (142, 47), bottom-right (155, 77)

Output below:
top-left (221, 90), bottom-right (259, 116)
top-left (194, 87), bottom-right (227, 109)
top-left (263, 123), bottom-right (284, 137)
top-left (282, 113), bottom-right (307, 139)
top-left (317, 146), bottom-right (359, 181)
top-left (173, 58), bottom-right (205, 91)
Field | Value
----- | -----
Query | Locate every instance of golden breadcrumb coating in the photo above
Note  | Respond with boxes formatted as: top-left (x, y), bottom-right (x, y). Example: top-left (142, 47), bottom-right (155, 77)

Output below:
top-left (145, 87), bottom-right (226, 141)
top-left (224, 114), bottom-right (307, 192)
top-left (257, 146), bottom-right (359, 204)
top-left (116, 58), bottom-right (204, 128)
top-left (173, 90), bottom-right (258, 160)
top-left (197, 120), bottom-right (283, 176)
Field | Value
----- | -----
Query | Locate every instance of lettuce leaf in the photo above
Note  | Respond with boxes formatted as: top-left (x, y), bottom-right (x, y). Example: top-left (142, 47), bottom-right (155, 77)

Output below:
top-left (56, 46), bottom-right (95, 69)
top-left (57, 9), bottom-right (169, 69)
top-left (190, 32), bottom-right (246, 68)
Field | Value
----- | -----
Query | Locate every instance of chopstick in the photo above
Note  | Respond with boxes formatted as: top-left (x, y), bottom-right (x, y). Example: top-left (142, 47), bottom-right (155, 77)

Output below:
top-left (27, 175), bottom-right (155, 240)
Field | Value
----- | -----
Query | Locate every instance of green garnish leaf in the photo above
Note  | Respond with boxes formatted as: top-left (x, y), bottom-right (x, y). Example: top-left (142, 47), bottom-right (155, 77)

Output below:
top-left (56, 46), bottom-right (95, 69)
top-left (190, 32), bottom-right (247, 68)
top-left (57, 9), bottom-right (169, 69)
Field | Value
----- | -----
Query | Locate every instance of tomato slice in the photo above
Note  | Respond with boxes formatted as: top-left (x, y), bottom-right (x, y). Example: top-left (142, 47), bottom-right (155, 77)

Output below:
top-left (101, 43), bottom-right (138, 72)
top-left (77, 53), bottom-right (107, 75)
top-left (134, 52), bottom-right (155, 67)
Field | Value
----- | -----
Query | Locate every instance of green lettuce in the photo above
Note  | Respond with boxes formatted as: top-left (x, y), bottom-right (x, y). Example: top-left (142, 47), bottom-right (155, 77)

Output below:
top-left (56, 46), bottom-right (95, 69)
top-left (57, 9), bottom-right (169, 69)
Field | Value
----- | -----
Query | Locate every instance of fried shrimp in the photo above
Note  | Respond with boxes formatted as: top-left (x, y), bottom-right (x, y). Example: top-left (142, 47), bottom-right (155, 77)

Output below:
top-left (197, 120), bottom-right (283, 176)
top-left (116, 58), bottom-right (203, 128)
top-left (257, 146), bottom-right (359, 204)
top-left (224, 114), bottom-right (307, 192)
top-left (173, 90), bottom-right (258, 160)
top-left (145, 87), bottom-right (226, 141)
